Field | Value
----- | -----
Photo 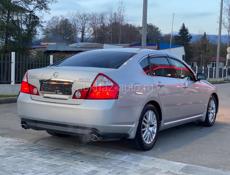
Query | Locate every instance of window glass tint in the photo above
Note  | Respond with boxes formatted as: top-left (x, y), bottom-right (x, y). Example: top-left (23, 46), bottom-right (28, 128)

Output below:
top-left (150, 57), bottom-right (169, 65)
top-left (140, 57), bottom-right (184, 78)
top-left (169, 59), bottom-right (184, 68)
top-left (169, 58), bottom-right (194, 80)
top-left (140, 58), bottom-right (150, 73)
top-left (58, 50), bottom-right (136, 69)
top-left (149, 57), bottom-right (171, 77)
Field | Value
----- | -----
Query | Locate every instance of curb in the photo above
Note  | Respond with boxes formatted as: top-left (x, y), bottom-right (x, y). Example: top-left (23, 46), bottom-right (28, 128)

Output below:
top-left (0, 97), bottom-right (17, 104)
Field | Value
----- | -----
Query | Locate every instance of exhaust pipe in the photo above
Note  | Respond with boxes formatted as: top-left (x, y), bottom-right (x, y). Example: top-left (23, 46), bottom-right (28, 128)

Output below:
top-left (21, 121), bottom-right (30, 129)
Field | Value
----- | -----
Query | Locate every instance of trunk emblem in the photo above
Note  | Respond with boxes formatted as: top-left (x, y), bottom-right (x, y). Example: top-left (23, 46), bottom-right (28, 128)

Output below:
top-left (53, 72), bottom-right (59, 78)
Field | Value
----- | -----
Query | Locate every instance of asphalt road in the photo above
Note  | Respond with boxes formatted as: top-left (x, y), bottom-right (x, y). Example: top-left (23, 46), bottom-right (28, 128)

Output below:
top-left (0, 83), bottom-right (230, 174)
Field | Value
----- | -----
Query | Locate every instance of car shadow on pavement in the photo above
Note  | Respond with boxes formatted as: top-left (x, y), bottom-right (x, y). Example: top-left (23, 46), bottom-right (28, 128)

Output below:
top-left (35, 120), bottom-right (228, 155)
top-left (92, 121), bottom-right (226, 153)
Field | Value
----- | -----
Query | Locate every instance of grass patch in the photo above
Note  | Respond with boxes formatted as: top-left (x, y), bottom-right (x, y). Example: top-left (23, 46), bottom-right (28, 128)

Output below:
top-left (208, 80), bottom-right (230, 84)
top-left (0, 95), bottom-right (17, 98)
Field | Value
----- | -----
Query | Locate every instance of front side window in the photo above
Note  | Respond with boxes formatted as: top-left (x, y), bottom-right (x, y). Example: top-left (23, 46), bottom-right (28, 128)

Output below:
top-left (168, 58), bottom-right (195, 80)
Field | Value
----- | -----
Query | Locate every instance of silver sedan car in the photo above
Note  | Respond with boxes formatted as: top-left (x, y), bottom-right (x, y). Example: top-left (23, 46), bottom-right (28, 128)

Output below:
top-left (17, 48), bottom-right (219, 150)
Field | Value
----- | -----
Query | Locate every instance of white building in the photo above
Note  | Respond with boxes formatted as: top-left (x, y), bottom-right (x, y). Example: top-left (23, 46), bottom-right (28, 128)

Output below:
top-left (163, 46), bottom-right (185, 61)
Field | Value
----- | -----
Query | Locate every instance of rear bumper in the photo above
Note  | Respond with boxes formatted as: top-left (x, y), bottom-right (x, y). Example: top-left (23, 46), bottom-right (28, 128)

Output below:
top-left (17, 93), bottom-right (137, 139)
top-left (21, 118), bottom-right (128, 140)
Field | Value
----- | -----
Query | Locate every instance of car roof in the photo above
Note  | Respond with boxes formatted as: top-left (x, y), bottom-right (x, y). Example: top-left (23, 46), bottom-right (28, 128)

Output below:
top-left (99, 48), bottom-right (166, 55)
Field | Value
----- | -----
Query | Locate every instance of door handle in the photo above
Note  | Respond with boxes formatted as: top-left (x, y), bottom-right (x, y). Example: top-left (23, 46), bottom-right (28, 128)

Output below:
top-left (134, 83), bottom-right (143, 95)
top-left (157, 81), bottom-right (164, 88)
top-left (183, 82), bottom-right (189, 88)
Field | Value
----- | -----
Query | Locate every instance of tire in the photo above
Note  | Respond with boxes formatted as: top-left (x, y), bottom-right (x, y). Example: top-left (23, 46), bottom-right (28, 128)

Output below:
top-left (46, 130), bottom-right (70, 137)
top-left (134, 104), bottom-right (160, 151)
top-left (202, 95), bottom-right (218, 127)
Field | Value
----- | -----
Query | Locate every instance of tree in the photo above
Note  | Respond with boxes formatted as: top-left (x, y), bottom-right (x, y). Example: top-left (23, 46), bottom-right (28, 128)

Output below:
top-left (89, 13), bottom-right (109, 43)
top-left (43, 16), bottom-right (77, 43)
top-left (174, 23), bottom-right (192, 63)
top-left (116, 1), bottom-right (125, 43)
top-left (71, 13), bottom-right (90, 42)
top-left (192, 33), bottom-right (212, 67)
top-left (0, 0), bottom-right (54, 53)
top-left (191, 33), bottom-right (228, 67)
top-left (89, 13), bottom-right (100, 42)
top-left (147, 24), bottom-right (162, 44)
top-left (89, 12), bottom-right (140, 44)
top-left (121, 24), bottom-right (141, 43)
top-left (161, 34), bottom-right (171, 43)
top-left (108, 1), bottom-right (126, 44)
top-left (199, 33), bottom-right (210, 66)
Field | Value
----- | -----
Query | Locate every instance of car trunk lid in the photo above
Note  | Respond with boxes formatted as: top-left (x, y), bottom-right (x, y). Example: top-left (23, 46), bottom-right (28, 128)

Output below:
top-left (28, 66), bottom-right (113, 104)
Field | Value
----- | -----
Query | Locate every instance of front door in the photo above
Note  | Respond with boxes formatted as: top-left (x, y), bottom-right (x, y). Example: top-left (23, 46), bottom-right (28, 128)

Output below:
top-left (168, 57), bottom-right (205, 118)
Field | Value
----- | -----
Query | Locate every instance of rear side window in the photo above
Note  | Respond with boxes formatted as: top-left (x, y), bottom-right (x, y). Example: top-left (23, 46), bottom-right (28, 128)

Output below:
top-left (140, 57), bottom-right (179, 78)
top-left (58, 50), bottom-right (136, 69)
top-left (140, 58), bottom-right (150, 73)
top-left (149, 57), bottom-right (171, 77)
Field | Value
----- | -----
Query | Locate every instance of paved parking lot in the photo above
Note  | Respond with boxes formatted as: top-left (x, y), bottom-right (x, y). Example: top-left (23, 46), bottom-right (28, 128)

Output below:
top-left (0, 83), bottom-right (230, 174)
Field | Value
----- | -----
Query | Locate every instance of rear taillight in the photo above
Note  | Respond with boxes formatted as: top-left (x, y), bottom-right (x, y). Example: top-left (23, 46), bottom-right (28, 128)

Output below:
top-left (73, 73), bottom-right (119, 100)
top-left (20, 71), bottom-right (39, 96)
top-left (73, 88), bottom-right (89, 99)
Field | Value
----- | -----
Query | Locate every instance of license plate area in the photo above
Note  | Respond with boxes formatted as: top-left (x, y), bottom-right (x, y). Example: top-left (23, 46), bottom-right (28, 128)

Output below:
top-left (40, 80), bottom-right (73, 96)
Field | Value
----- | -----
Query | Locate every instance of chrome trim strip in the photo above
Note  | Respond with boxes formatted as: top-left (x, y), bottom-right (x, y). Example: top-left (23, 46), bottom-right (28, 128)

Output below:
top-left (164, 114), bottom-right (203, 126)
top-left (138, 54), bottom-right (168, 64)
top-left (135, 91), bottom-right (144, 95)
top-left (43, 94), bottom-right (70, 100)
top-left (47, 79), bottom-right (74, 83)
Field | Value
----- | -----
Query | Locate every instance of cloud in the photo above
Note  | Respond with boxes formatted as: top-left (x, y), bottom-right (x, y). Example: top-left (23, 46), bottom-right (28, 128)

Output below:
top-left (180, 12), bottom-right (215, 19)
top-left (47, 0), bottom-right (83, 17)
top-left (44, 0), bottom-right (220, 34)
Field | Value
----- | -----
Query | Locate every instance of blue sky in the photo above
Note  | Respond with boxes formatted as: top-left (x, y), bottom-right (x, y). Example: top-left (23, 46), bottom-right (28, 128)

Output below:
top-left (45, 0), bottom-right (225, 35)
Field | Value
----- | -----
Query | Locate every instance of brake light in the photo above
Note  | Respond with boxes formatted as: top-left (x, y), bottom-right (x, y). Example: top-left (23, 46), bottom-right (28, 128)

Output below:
top-left (20, 71), bottom-right (39, 96)
top-left (73, 73), bottom-right (119, 100)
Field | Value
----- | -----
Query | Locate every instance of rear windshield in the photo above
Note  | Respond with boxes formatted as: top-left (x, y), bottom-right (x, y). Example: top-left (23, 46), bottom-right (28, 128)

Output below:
top-left (58, 50), bottom-right (136, 69)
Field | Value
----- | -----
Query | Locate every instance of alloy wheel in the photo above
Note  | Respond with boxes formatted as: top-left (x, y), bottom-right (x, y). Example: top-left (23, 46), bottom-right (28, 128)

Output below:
top-left (141, 110), bottom-right (157, 144)
top-left (208, 98), bottom-right (216, 123)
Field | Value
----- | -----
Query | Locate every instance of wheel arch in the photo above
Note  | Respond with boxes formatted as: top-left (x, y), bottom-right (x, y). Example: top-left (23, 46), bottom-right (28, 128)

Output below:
top-left (211, 93), bottom-right (219, 113)
top-left (145, 100), bottom-right (162, 124)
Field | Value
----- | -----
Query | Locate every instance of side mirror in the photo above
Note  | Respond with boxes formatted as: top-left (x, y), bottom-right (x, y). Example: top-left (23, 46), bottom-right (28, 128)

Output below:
top-left (197, 73), bottom-right (206, 81)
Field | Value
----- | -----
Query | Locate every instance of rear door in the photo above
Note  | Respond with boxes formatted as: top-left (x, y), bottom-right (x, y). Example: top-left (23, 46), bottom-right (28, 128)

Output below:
top-left (141, 56), bottom-right (184, 123)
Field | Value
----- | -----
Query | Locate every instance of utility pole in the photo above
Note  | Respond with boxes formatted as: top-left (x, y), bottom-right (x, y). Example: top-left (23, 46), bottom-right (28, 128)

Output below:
top-left (142, 0), bottom-right (148, 47)
top-left (216, 0), bottom-right (224, 79)
top-left (170, 13), bottom-right (175, 49)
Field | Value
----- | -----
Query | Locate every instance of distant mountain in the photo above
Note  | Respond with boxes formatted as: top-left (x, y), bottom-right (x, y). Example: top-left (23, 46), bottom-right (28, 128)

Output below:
top-left (191, 34), bottom-right (229, 44)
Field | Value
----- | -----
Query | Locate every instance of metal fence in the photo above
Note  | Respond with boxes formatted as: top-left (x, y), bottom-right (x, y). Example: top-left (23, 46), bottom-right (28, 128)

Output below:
top-left (0, 53), bottom-right (11, 84)
top-left (1, 52), bottom-right (230, 84)
top-left (0, 52), bottom-right (65, 84)
top-left (15, 53), bottom-right (50, 83)
top-left (191, 66), bottom-right (230, 80)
